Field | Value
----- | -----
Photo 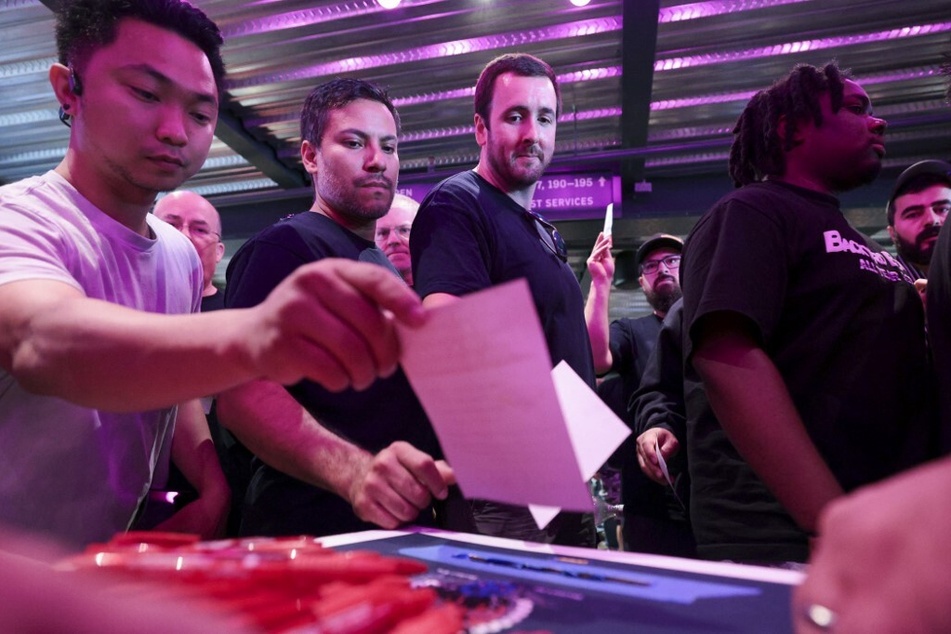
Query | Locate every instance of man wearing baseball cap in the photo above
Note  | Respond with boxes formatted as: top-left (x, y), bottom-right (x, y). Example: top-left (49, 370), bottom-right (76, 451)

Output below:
top-left (585, 231), bottom-right (690, 555)
top-left (886, 159), bottom-right (951, 279)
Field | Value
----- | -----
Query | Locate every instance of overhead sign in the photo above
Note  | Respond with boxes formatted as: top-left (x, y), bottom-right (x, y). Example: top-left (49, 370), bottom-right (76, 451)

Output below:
top-left (397, 172), bottom-right (619, 221)
top-left (530, 174), bottom-right (618, 220)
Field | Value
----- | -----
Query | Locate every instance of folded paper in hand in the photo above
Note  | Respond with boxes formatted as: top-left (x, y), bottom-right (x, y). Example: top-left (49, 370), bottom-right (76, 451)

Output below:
top-left (397, 279), bottom-right (630, 529)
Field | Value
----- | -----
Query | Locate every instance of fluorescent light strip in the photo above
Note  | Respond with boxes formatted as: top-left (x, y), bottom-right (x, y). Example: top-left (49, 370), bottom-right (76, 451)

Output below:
top-left (0, 109), bottom-right (60, 127)
top-left (655, 22), bottom-right (951, 70)
top-left (658, 0), bottom-right (812, 23)
top-left (226, 17), bottom-right (621, 89)
top-left (0, 56), bottom-right (56, 80)
top-left (220, 0), bottom-right (446, 37)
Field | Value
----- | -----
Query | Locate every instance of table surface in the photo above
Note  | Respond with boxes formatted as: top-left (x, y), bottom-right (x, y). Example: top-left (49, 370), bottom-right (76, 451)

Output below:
top-left (322, 528), bottom-right (802, 634)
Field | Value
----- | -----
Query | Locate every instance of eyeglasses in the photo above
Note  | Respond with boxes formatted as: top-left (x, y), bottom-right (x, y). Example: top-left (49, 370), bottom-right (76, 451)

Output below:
top-left (525, 210), bottom-right (567, 262)
top-left (165, 220), bottom-right (220, 244)
top-left (374, 224), bottom-right (412, 243)
top-left (641, 255), bottom-right (681, 275)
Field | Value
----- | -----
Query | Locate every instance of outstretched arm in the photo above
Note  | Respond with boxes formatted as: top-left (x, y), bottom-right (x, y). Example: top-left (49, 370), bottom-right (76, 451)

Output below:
top-left (584, 232), bottom-right (615, 375)
top-left (154, 399), bottom-right (229, 539)
top-left (0, 259), bottom-right (426, 412)
top-left (692, 312), bottom-right (842, 534)
top-left (217, 379), bottom-right (453, 529)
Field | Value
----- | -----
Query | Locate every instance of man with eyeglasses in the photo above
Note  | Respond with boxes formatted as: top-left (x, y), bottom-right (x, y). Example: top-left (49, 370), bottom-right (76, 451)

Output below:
top-left (886, 159), bottom-right (951, 280)
top-left (153, 190), bottom-right (226, 310)
top-left (411, 53), bottom-right (596, 547)
top-left (374, 193), bottom-right (419, 287)
top-left (585, 233), bottom-right (692, 556)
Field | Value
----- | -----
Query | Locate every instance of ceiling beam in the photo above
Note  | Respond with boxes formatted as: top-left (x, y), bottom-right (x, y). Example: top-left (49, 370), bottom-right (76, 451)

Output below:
top-left (214, 104), bottom-right (307, 189)
top-left (619, 0), bottom-right (661, 195)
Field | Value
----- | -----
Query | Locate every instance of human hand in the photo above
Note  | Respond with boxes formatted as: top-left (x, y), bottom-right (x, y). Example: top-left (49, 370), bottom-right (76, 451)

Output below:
top-left (915, 278), bottom-right (927, 312)
top-left (793, 459), bottom-right (951, 633)
top-left (348, 441), bottom-right (454, 529)
top-left (245, 259), bottom-right (426, 391)
top-left (154, 484), bottom-right (229, 540)
top-left (586, 232), bottom-right (615, 285)
top-left (635, 427), bottom-right (680, 485)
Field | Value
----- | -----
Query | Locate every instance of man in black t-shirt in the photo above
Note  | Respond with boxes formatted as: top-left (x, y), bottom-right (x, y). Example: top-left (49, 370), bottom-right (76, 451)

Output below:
top-left (681, 62), bottom-right (937, 563)
top-left (585, 233), bottom-right (693, 555)
top-left (219, 79), bottom-right (454, 537)
top-left (411, 53), bottom-right (595, 547)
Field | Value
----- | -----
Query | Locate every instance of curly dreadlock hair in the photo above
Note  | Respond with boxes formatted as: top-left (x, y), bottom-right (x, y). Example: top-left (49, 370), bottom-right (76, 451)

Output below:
top-left (729, 62), bottom-right (850, 188)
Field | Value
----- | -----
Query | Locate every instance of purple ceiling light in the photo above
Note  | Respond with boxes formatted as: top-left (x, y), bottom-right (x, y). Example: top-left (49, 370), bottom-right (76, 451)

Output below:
top-left (393, 67), bottom-right (620, 108)
top-left (655, 22), bottom-right (951, 71)
top-left (221, 0), bottom-right (446, 38)
top-left (659, 0), bottom-right (811, 23)
top-left (226, 17), bottom-right (621, 90)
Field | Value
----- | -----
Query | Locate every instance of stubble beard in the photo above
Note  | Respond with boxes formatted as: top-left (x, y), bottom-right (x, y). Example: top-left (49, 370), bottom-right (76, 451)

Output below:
top-left (488, 141), bottom-right (551, 191)
top-left (319, 172), bottom-right (394, 224)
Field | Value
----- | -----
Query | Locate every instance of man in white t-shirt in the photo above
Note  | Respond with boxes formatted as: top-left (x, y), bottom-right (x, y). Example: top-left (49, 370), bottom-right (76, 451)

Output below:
top-left (0, 0), bottom-right (424, 549)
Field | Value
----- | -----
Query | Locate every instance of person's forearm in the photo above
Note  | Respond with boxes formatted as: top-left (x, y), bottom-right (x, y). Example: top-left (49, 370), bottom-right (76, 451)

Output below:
top-left (217, 379), bottom-right (371, 501)
top-left (170, 399), bottom-right (229, 499)
top-left (584, 280), bottom-right (613, 374)
top-left (1, 282), bottom-right (257, 412)
top-left (694, 340), bottom-right (843, 533)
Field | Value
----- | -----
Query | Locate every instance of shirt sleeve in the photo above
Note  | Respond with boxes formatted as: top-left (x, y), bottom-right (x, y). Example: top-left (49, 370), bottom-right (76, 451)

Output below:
top-left (681, 198), bottom-right (788, 361)
top-left (630, 302), bottom-right (686, 441)
top-left (225, 226), bottom-right (311, 309)
top-left (411, 186), bottom-right (493, 299)
top-left (0, 201), bottom-right (82, 291)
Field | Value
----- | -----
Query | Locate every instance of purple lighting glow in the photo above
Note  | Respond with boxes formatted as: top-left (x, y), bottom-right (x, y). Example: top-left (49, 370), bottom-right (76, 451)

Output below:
top-left (226, 18), bottom-right (621, 90)
top-left (655, 22), bottom-right (951, 71)
top-left (659, 0), bottom-right (811, 23)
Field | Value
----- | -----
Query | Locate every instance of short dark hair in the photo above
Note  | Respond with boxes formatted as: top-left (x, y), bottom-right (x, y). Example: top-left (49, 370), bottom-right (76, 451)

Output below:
top-left (55, 0), bottom-right (225, 93)
top-left (300, 78), bottom-right (401, 148)
top-left (474, 53), bottom-right (561, 127)
top-left (729, 62), bottom-right (849, 187)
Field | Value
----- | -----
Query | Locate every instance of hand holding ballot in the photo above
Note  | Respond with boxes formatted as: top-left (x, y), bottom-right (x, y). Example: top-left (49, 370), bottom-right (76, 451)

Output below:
top-left (397, 280), bottom-right (630, 530)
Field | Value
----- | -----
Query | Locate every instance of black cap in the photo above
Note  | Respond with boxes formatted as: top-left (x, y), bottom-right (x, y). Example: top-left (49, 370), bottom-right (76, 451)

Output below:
top-left (636, 233), bottom-right (683, 266)
top-left (887, 160), bottom-right (951, 225)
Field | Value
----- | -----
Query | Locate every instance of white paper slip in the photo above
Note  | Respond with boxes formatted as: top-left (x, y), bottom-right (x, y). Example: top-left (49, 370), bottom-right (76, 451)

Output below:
top-left (603, 203), bottom-right (614, 237)
top-left (397, 279), bottom-right (630, 526)
top-left (397, 280), bottom-right (590, 511)
top-left (654, 439), bottom-right (687, 512)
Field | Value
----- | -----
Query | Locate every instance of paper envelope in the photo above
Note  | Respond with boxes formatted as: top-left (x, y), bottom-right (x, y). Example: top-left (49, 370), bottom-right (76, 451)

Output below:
top-left (398, 279), bottom-right (630, 526)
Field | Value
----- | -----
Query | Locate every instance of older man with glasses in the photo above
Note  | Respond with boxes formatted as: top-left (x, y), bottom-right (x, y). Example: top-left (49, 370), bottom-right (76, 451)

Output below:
top-left (153, 190), bottom-right (226, 311)
top-left (374, 193), bottom-right (419, 287)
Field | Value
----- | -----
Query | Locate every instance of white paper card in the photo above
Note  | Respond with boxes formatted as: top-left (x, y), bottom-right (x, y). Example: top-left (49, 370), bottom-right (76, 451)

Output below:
top-left (397, 280), bottom-right (592, 510)
top-left (655, 439), bottom-right (687, 511)
top-left (603, 203), bottom-right (614, 237)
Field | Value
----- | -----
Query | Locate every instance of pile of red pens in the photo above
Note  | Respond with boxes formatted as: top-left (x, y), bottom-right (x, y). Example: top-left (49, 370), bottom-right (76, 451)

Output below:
top-left (57, 532), bottom-right (464, 633)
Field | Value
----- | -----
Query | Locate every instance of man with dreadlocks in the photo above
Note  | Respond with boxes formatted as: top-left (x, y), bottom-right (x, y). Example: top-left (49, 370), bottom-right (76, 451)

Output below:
top-left (679, 62), bottom-right (938, 564)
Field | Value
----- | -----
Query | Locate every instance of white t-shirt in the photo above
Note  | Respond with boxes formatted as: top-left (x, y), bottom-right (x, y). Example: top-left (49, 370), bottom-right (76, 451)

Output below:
top-left (0, 171), bottom-right (202, 548)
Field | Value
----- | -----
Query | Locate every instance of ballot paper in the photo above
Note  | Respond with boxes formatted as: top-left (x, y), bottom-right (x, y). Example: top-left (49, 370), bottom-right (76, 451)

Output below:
top-left (398, 279), bottom-right (630, 529)
top-left (603, 203), bottom-right (614, 237)
top-left (654, 439), bottom-right (687, 512)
